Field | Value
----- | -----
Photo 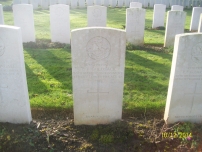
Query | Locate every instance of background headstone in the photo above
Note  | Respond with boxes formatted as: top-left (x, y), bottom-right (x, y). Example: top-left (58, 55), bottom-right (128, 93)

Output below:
top-left (94, 0), bottom-right (102, 5)
top-left (0, 4), bottom-right (4, 25)
top-left (117, 0), bottom-right (124, 7)
top-left (190, 7), bottom-right (202, 31)
top-left (110, 0), bottom-right (117, 7)
top-left (71, 0), bottom-right (77, 8)
top-left (50, 0), bottom-right (58, 5)
top-left (41, 0), bottom-right (49, 9)
top-left (171, 5), bottom-right (183, 11)
top-left (164, 33), bottom-right (202, 124)
top-left (126, 8), bottom-right (146, 45)
top-left (13, 0), bottom-right (21, 4)
top-left (30, 0), bottom-right (39, 9)
top-left (0, 25), bottom-right (32, 124)
top-left (152, 4), bottom-right (166, 28)
top-left (164, 11), bottom-right (186, 47)
top-left (50, 4), bottom-right (70, 44)
top-left (21, 0), bottom-right (29, 4)
top-left (58, 0), bottom-right (67, 4)
top-left (130, 2), bottom-right (142, 8)
top-left (71, 27), bottom-right (126, 125)
top-left (103, 0), bottom-right (109, 7)
top-left (86, 0), bottom-right (94, 6)
top-left (87, 5), bottom-right (107, 27)
top-left (79, 0), bottom-right (85, 7)
top-left (198, 13), bottom-right (202, 32)
top-left (13, 4), bottom-right (36, 42)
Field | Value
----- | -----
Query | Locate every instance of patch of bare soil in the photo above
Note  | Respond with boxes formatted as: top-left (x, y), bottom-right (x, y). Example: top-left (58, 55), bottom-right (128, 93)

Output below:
top-left (0, 109), bottom-right (202, 152)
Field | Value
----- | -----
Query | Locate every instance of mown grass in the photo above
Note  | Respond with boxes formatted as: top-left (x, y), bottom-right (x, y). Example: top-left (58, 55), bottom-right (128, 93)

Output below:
top-left (1, 1), bottom-right (194, 114)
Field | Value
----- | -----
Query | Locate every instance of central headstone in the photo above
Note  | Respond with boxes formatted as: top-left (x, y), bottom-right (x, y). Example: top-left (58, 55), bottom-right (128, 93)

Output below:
top-left (87, 5), bottom-right (107, 27)
top-left (152, 4), bottom-right (166, 28)
top-left (164, 33), bottom-right (202, 124)
top-left (0, 25), bottom-right (32, 124)
top-left (71, 27), bottom-right (126, 125)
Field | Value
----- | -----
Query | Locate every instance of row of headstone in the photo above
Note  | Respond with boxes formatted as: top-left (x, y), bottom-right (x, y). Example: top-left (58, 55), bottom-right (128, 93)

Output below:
top-left (12, 0), bottom-right (202, 9)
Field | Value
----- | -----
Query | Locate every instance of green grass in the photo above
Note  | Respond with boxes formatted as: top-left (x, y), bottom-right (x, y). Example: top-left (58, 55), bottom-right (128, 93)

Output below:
top-left (0, 3), bottom-right (194, 114)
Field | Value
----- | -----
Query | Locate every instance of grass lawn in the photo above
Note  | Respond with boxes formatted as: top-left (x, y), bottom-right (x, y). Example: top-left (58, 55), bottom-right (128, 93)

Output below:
top-left (1, 1), bottom-right (194, 114)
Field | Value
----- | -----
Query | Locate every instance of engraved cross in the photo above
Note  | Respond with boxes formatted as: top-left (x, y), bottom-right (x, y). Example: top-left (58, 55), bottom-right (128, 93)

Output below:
top-left (184, 83), bottom-right (202, 113)
top-left (87, 80), bottom-right (109, 113)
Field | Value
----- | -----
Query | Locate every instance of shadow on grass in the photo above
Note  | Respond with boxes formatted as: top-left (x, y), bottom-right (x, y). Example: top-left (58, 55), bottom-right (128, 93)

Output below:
top-left (25, 49), bottom-right (72, 91)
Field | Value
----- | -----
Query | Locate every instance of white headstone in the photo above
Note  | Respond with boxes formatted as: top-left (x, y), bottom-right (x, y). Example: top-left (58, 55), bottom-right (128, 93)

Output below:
top-left (94, 0), bottom-right (102, 5)
top-left (30, 0), bottom-right (39, 9)
top-left (198, 14), bottom-right (202, 32)
top-left (164, 11), bottom-right (186, 47)
top-left (86, 0), bottom-right (94, 6)
top-left (71, 0), bottom-right (77, 8)
top-left (117, 0), bottom-right (124, 7)
top-left (130, 2), bottom-right (142, 8)
top-left (58, 0), bottom-right (67, 4)
top-left (50, 0), bottom-right (58, 5)
top-left (110, 0), bottom-right (117, 7)
top-left (126, 8), bottom-right (145, 45)
top-left (0, 4), bottom-right (4, 25)
top-left (190, 7), bottom-right (202, 31)
top-left (87, 5), bottom-right (107, 27)
top-left (79, 0), bottom-right (85, 7)
top-left (13, 4), bottom-right (36, 42)
top-left (164, 33), bottom-right (202, 124)
top-left (50, 4), bottom-right (70, 44)
top-left (21, 0), bottom-right (29, 4)
top-left (103, 0), bottom-right (109, 7)
top-left (171, 5), bottom-right (183, 11)
top-left (152, 4), bottom-right (166, 28)
top-left (13, 0), bottom-right (21, 4)
top-left (41, 0), bottom-right (49, 9)
top-left (71, 27), bottom-right (126, 125)
top-left (0, 25), bottom-right (32, 124)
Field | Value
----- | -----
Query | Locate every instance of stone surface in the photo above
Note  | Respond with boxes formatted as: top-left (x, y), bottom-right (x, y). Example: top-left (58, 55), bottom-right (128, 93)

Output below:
top-left (190, 7), bottom-right (202, 31)
top-left (50, 0), bottom-right (58, 5)
top-left (117, 0), bottom-right (124, 7)
top-left (86, 0), bottom-right (94, 6)
top-left (71, 27), bottom-right (126, 125)
top-left (126, 8), bottom-right (146, 45)
top-left (0, 25), bottom-right (32, 124)
top-left (152, 4), bottom-right (166, 28)
top-left (41, 0), bottom-right (49, 9)
top-left (198, 14), bottom-right (202, 32)
top-left (164, 33), bottom-right (202, 124)
top-left (110, 0), bottom-right (117, 7)
top-left (87, 5), bottom-right (107, 27)
top-left (164, 11), bottom-right (186, 47)
top-left (30, 0), bottom-right (39, 9)
top-left (50, 4), bottom-right (70, 44)
top-left (130, 2), bottom-right (142, 8)
top-left (13, 4), bottom-right (36, 42)
top-left (0, 4), bottom-right (4, 25)
top-left (71, 0), bottom-right (77, 8)
top-left (79, 0), bottom-right (85, 7)
top-left (171, 5), bottom-right (183, 11)
top-left (94, 0), bottom-right (102, 5)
